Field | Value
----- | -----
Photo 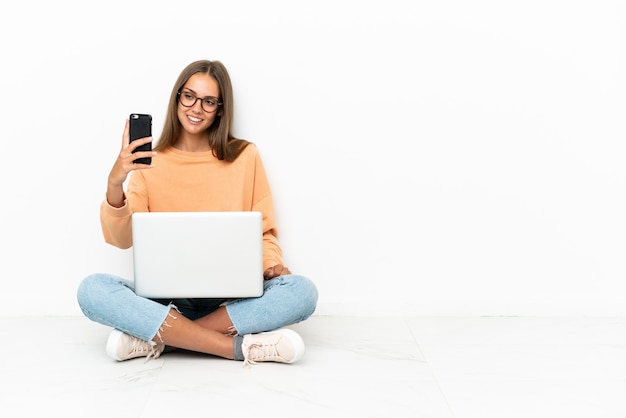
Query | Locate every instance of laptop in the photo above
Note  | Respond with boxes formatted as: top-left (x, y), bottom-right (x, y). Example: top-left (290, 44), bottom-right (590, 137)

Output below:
top-left (131, 211), bottom-right (264, 298)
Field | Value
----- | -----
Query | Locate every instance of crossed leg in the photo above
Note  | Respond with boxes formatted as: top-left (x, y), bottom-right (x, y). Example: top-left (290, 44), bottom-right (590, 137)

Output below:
top-left (154, 306), bottom-right (235, 359)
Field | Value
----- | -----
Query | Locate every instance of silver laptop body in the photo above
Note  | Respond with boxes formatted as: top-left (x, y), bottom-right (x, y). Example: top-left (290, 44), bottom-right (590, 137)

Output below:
top-left (131, 211), bottom-right (264, 298)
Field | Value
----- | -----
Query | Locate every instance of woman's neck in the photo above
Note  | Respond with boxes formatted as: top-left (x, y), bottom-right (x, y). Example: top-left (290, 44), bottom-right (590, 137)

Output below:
top-left (174, 133), bottom-right (211, 152)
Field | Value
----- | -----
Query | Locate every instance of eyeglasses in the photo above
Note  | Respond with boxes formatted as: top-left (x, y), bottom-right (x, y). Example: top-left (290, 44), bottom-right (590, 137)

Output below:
top-left (177, 90), bottom-right (222, 113)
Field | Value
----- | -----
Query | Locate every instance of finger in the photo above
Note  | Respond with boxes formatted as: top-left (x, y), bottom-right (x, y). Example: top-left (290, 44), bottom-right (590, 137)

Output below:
top-left (128, 136), bottom-right (153, 152)
top-left (122, 119), bottom-right (130, 148)
top-left (128, 151), bottom-right (156, 165)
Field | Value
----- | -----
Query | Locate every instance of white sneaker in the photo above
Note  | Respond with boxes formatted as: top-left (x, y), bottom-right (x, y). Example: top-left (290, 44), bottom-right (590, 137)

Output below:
top-left (106, 329), bottom-right (165, 361)
top-left (242, 328), bottom-right (305, 366)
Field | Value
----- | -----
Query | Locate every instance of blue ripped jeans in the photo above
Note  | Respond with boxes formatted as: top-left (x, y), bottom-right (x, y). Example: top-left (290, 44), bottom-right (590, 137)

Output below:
top-left (76, 273), bottom-right (318, 342)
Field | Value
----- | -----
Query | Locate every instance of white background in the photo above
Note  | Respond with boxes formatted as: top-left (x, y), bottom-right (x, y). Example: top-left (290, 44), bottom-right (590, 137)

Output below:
top-left (0, 0), bottom-right (624, 317)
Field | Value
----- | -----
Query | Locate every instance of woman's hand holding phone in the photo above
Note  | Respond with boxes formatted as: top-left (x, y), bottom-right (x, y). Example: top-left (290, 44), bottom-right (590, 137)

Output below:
top-left (106, 117), bottom-right (156, 208)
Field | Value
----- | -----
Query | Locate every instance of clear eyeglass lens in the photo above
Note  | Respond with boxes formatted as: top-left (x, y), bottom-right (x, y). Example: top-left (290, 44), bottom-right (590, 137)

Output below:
top-left (180, 92), bottom-right (218, 112)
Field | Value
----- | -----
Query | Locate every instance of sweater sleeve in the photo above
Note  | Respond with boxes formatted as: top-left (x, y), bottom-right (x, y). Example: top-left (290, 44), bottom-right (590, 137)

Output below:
top-left (256, 193), bottom-right (284, 271)
top-left (250, 150), bottom-right (285, 271)
top-left (99, 171), bottom-right (149, 249)
top-left (100, 198), bottom-right (133, 249)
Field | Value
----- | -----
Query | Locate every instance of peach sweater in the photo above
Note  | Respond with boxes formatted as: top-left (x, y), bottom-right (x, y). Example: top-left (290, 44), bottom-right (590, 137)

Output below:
top-left (100, 144), bottom-right (284, 271)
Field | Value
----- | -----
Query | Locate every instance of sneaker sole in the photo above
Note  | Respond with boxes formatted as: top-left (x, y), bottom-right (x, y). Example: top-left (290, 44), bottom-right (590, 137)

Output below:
top-left (106, 329), bottom-right (124, 361)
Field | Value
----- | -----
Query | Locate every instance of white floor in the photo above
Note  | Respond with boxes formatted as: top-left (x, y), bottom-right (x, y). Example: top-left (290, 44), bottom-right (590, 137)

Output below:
top-left (1, 315), bottom-right (624, 418)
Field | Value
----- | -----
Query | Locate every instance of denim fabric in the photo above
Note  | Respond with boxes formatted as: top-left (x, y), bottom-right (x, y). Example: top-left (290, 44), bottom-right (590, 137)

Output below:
top-left (76, 273), bottom-right (318, 342)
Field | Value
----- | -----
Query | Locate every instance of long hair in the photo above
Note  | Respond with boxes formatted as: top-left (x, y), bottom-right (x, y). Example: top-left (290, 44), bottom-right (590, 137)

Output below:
top-left (154, 60), bottom-right (250, 161)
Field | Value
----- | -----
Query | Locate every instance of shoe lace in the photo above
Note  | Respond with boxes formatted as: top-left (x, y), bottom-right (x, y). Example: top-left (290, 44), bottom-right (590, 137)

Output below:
top-left (130, 337), bottom-right (163, 361)
top-left (146, 345), bottom-right (163, 361)
top-left (243, 342), bottom-right (279, 367)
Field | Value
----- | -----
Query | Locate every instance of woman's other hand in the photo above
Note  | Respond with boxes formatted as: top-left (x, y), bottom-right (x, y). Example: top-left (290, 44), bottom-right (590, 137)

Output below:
top-left (263, 264), bottom-right (291, 280)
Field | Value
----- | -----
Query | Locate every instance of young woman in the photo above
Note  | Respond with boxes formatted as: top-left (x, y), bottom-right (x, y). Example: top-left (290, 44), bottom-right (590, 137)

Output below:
top-left (77, 60), bottom-right (318, 365)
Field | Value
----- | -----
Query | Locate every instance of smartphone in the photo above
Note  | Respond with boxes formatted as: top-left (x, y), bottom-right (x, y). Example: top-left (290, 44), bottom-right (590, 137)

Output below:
top-left (129, 113), bottom-right (152, 164)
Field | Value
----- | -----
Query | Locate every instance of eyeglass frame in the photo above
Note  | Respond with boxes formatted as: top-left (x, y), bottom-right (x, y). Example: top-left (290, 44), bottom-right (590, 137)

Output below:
top-left (177, 90), bottom-right (223, 113)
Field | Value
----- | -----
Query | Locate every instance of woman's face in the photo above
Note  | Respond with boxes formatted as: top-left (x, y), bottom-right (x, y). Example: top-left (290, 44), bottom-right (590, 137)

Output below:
top-left (177, 72), bottom-right (221, 136)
